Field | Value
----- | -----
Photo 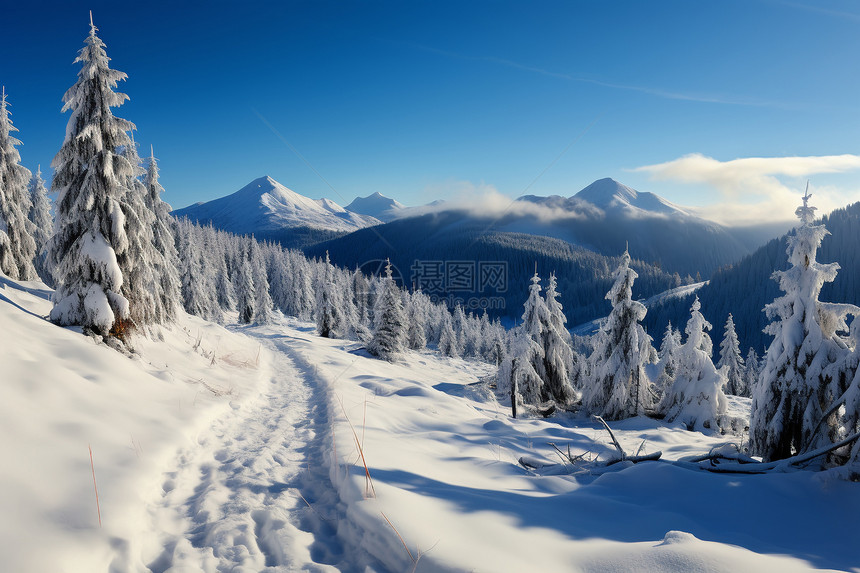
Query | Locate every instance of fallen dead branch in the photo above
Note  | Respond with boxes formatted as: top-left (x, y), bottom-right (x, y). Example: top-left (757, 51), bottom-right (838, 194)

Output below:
top-left (593, 415), bottom-right (663, 465)
top-left (680, 430), bottom-right (860, 474)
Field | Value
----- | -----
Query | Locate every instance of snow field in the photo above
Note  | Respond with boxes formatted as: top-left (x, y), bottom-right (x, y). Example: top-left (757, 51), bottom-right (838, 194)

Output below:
top-left (3, 275), bottom-right (858, 572)
top-left (277, 318), bottom-right (858, 572)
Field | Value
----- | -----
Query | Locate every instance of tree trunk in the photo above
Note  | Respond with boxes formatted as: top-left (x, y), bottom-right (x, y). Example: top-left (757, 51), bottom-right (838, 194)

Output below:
top-left (511, 358), bottom-right (518, 419)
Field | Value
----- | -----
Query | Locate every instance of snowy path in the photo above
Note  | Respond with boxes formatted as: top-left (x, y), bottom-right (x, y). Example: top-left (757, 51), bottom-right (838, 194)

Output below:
top-left (142, 329), bottom-right (355, 572)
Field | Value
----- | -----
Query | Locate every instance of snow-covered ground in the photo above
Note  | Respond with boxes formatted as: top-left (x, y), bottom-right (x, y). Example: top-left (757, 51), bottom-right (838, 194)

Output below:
top-left (2, 274), bottom-right (858, 572)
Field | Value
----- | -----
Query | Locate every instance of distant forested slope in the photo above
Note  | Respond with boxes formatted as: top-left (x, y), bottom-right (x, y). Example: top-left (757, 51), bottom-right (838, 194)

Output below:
top-left (306, 211), bottom-right (681, 326)
top-left (644, 202), bottom-right (860, 355)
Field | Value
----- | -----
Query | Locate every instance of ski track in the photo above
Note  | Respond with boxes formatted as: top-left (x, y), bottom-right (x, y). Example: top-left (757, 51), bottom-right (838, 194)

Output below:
top-left (144, 330), bottom-right (359, 573)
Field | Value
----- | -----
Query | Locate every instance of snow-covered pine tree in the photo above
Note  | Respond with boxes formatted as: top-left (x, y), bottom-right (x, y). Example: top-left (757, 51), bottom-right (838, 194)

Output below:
top-left (214, 256), bottom-right (236, 312)
top-left (236, 256), bottom-right (256, 325)
top-left (143, 147), bottom-right (181, 322)
top-left (497, 325), bottom-right (546, 408)
top-left (316, 251), bottom-right (347, 338)
top-left (268, 250), bottom-right (291, 314)
top-left (290, 254), bottom-right (315, 322)
top-left (251, 242), bottom-right (273, 324)
top-left (352, 267), bottom-right (371, 324)
top-left (438, 311), bottom-right (461, 358)
top-left (542, 272), bottom-right (575, 404)
top-left (367, 260), bottom-right (407, 360)
top-left (659, 296), bottom-right (728, 433)
top-left (655, 321), bottom-right (682, 401)
top-left (717, 313), bottom-right (746, 396)
top-left (117, 135), bottom-right (159, 328)
top-left (338, 270), bottom-right (365, 341)
top-left (583, 249), bottom-right (655, 420)
top-left (751, 189), bottom-right (858, 461)
top-left (488, 317), bottom-right (507, 365)
top-left (742, 347), bottom-right (760, 399)
top-left (478, 310), bottom-right (492, 358)
top-left (48, 17), bottom-right (136, 336)
top-left (498, 272), bottom-right (551, 405)
top-left (27, 165), bottom-right (53, 283)
top-left (176, 219), bottom-right (220, 322)
top-left (405, 293), bottom-right (427, 350)
top-left (825, 322), bottom-right (860, 470)
top-left (452, 304), bottom-right (471, 356)
top-left (0, 87), bottom-right (37, 281)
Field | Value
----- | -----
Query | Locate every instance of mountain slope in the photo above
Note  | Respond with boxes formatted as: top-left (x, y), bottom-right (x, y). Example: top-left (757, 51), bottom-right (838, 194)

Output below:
top-left (345, 191), bottom-right (404, 222)
top-left (508, 178), bottom-right (750, 277)
top-left (305, 210), bottom-right (682, 326)
top-left (172, 176), bottom-right (381, 248)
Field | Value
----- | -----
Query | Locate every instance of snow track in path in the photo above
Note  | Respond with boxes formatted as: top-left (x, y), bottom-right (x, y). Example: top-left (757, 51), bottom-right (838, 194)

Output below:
top-left (143, 329), bottom-right (352, 573)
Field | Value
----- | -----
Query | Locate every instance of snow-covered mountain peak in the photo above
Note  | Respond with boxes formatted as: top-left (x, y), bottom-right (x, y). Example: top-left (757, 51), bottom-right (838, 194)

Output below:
top-left (346, 191), bottom-right (405, 222)
top-left (239, 175), bottom-right (327, 215)
top-left (574, 177), bottom-right (687, 216)
top-left (575, 177), bottom-right (638, 204)
top-left (172, 176), bottom-right (381, 237)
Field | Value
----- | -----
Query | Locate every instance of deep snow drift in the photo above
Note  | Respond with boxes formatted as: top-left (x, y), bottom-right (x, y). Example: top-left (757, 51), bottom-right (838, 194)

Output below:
top-left (2, 274), bottom-right (858, 572)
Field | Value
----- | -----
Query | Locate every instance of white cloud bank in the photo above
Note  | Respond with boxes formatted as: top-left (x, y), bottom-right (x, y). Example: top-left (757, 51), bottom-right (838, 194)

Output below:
top-left (633, 153), bottom-right (860, 226)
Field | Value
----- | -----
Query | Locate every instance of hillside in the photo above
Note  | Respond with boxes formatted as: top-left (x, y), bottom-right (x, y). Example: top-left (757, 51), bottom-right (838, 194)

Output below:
top-left (509, 178), bottom-right (751, 277)
top-left (305, 210), bottom-right (682, 326)
top-left (3, 274), bottom-right (857, 571)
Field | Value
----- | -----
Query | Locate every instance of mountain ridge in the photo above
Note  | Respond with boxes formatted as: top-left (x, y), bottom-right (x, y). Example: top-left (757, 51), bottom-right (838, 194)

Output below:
top-left (171, 175), bottom-right (381, 248)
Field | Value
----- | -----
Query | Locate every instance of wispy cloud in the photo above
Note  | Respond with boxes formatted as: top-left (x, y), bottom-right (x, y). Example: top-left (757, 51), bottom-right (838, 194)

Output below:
top-left (633, 153), bottom-right (860, 225)
top-left (408, 179), bottom-right (600, 222)
top-left (411, 44), bottom-right (784, 108)
top-left (770, 1), bottom-right (860, 23)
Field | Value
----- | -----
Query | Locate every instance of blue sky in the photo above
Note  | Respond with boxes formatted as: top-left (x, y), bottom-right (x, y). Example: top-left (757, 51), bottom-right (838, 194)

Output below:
top-left (4, 0), bottom-right (860, 223)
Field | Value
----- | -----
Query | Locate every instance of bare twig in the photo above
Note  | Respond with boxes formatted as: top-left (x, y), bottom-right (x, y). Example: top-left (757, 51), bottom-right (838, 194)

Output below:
top-left (337, 395), bottom-right (376, 498)
top-left (382, 511), bottom-right (415, 564)
top-left (593, 416), bottom-right (624, 460)
top-left (88, 445), bottom-right (101, 528)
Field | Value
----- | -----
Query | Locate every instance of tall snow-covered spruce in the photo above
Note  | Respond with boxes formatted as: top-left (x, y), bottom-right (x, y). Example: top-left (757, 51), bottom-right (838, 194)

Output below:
top-left (541, 273), bottom-right (575, 404)
top-left (117, 135), bottom-right (159, 328)
top-left (583, 248), bottom-right (656, 420)
top-left (497, 273), bottom-right (549, 405)
top-left (718, 313), bottom-right (745, 396)
top-left (659, 296), bottom-right (728, 433)
top-left (48, 16), bottom-right (136, 336)
top-left (751, 188), bottom-right (858, 461)
top-left (655, 321), bottom-right (682, 400)
top-left (250, 241), bottom-right (273, 324)
top-left (316, 251), bottom-right (347, 338)
top-left (367, 259), bottom-right (407, 360)
top-left (28, 166), bottom-right (53, 283)
top-left (143, 148), bottom-right (181, 322)
top-left (0, 87), bottom-right (37, 281)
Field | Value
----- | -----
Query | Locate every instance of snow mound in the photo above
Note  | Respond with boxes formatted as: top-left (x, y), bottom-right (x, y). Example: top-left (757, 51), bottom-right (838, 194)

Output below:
top-left (658, 530), bottom-right (698, 546)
